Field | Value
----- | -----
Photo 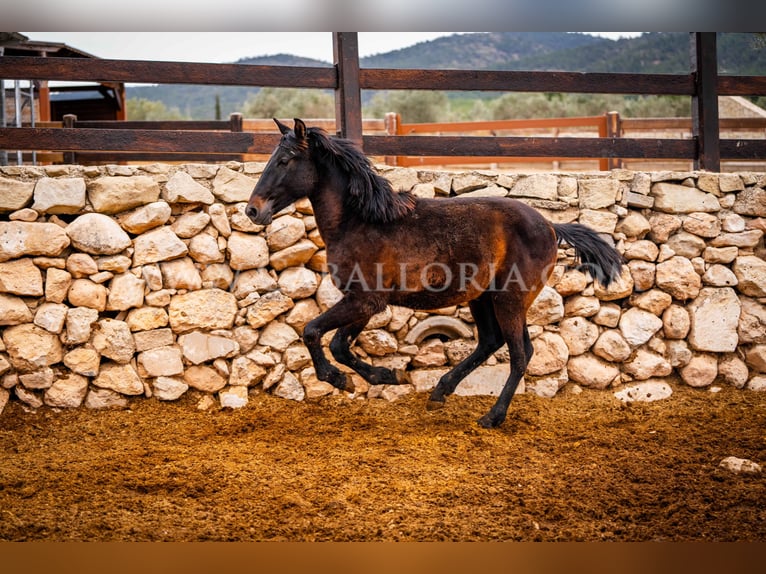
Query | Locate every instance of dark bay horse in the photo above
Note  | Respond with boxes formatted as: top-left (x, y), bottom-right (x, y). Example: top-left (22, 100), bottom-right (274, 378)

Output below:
top-left (246, 118), bottom-right (623, 428)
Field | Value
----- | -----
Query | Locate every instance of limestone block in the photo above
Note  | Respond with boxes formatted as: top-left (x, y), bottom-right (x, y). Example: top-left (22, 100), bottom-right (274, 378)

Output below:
top-left (246, 291), bottom-right (294, 328)
top-left (278, 267), bottom-right (318, 299)
top-left (0, 177), bottom-right (34, 211)
top-left (2, 324), bottom-right (63, 372)
top-left (0, 221), bottom-right (70, 262)
top-left (527, 332), bottom-right (569, 376)
top-left (32, 177), bottom-right (86, 214)
top-left (0, 294), bottom-right (33, 326)
top-left (619, 307), bottom-right (663, 347)
top-left (44, 373), bottom-right (89, 408)
top-left (63, 347), bottom-right (100, 377)
top-left (88, 175), bottom-right (161, 213)
top-left (64, 307), bottom-right (99, 345)
top-left (163, 171), bottom-right (214, 204)
top-left (152, 377), bottom-right (189, 401)
top-left (160, 257), bottom-right (203, 290)
top-left (106, 272), bottom-right (146, 311)
top-left (91, 319), bottom-right (136, 364)
top-left (655, 257), bottom-right (701, 301)
top-left (567, 353), bottom-right (620, 389)
top-left (93, 362), bottom-right (144, 395)
top-left (227, 231), bottom-right (269, 270)
top-left (118, 201), bottom-right (172, 234)
top-left (138, 346), bottom-right (184, 378)
top-left (67, 279), bottom-right (107, 311)
top-left (168, 289), bottom-right (238, 333)
top-left (66, 213), bottom-right (131, 255)
top-left (211, 167), bottom-right (257, 203)
top-left (183, 365), bottom-right (227, 393)
top-left (33, 302), bottom-right (68, 334)
top-left (132, 226), bottom-right (188, 266)
top-left (578, 178), bottom-right (619, 209)
top-left (170, 210), bottom-right (211, 238)
top-left (733, 256), bottom-right (766, 297)
top-left (680, 353), bottom-right (718, 387)
top-left (651, 182), bottom-right (720, 213)
top-left (178, 331), bottom-right (240, 365)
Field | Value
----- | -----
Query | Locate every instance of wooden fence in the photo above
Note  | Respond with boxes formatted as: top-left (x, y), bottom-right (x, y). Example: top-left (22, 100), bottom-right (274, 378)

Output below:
top-left (1, 33), bottom-right (765, 171)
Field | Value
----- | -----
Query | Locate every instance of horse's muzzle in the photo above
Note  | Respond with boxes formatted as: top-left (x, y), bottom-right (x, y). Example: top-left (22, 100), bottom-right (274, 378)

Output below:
top-left (245, 198), bottom-right (273, 225)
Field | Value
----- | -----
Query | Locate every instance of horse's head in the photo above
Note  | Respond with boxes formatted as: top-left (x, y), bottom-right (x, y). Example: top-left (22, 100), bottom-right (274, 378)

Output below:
top-left (246, 118), bottom-right (318, 225)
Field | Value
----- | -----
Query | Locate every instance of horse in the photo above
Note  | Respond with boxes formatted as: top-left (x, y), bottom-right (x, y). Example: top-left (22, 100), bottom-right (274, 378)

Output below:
top-left (246, 118), bottom-right (623, 428)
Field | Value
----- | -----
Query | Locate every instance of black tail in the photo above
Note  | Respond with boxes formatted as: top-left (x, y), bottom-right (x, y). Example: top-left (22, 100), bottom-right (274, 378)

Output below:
top-left (553, 223), bottom-right (624, 287)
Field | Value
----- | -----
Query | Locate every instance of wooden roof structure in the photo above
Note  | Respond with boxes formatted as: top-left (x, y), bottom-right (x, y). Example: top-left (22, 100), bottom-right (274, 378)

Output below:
top-left (1, 33), bottom-right (125, 123)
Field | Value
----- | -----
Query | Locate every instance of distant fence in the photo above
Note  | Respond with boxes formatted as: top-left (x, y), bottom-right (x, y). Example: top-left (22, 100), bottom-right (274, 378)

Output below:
top-left (383, 111), bottom-right (766, 171)
top-left (1, 33), bottom-right (765, 170)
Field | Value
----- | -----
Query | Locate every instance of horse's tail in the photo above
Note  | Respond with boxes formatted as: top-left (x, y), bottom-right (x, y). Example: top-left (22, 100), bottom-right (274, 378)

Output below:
top-left (552, 223), bottom-right (624, 287)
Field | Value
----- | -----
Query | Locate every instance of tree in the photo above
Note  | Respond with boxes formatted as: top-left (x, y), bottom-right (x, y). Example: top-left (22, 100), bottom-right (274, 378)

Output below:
top-left (126, 98), bottom-right (188, 120)
top-left (242, 88), bottom-right (334, 118)
top-left (364, 90), bottom-right (451, 123)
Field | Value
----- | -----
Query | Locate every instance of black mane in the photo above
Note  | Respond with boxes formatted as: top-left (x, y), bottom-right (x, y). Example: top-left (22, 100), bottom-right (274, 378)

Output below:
top-left (307, 127), bottom-right (416, 224)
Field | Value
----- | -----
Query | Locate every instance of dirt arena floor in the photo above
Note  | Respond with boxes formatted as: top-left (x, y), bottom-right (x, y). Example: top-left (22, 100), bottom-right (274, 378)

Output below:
top-left (1, 382), bottom-right (764, 542)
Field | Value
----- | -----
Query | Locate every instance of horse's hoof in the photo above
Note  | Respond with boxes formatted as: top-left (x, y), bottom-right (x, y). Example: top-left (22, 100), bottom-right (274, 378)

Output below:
top-left (341, 376), bottom-right (356, 394)
top-left (394, 369), bottom-right (411, 385)
top-left (477, 414), bottom-right (501, 429)
top-left (426, 399), bottom-right (445, 411)
top-left (327, 370), bottom-right (354, 393)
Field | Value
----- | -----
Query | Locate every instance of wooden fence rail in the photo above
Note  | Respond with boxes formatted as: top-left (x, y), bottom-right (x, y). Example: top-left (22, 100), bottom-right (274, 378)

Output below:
top-left (1, 33), bottom-right (765, 171)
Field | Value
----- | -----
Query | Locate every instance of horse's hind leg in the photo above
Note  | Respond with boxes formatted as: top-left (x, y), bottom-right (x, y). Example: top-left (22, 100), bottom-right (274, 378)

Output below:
top-left (330, 321), bottom-right (406, 386)
top-left (477, 297), bottom-right (532, 429)
top-left (427, 292), bottom-right (504, 410)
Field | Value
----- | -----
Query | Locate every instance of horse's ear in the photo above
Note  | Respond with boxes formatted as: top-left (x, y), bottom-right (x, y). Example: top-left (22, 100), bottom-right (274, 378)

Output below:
top-left (293, 118), bottom-right (307, 141)
top-left (274, 118), bottom-right (291, 135)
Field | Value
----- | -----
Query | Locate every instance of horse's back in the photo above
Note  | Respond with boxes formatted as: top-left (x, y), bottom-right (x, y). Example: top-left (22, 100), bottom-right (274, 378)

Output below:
top-left (413, 195), bottom-right (556, 253)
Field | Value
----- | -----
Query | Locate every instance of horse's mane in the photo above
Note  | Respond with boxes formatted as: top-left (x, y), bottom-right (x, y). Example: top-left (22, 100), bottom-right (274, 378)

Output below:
top-left (307, 127), bottom-right (416, 224)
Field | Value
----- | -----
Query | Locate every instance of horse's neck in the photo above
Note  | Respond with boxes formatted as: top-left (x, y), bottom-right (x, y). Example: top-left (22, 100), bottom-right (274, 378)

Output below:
top-left (308, 175), bottom-right (351, 246)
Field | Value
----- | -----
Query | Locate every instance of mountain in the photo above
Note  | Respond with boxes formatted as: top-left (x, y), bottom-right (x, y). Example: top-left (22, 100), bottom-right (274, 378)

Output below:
top-left (359, 32), bottom-right (602, 69)
top-left (126, 33), bottom-right (766, 119)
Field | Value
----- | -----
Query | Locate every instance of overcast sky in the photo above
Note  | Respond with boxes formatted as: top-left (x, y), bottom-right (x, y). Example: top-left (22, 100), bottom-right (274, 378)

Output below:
top-left (20, 32), bottom-right (641, 64)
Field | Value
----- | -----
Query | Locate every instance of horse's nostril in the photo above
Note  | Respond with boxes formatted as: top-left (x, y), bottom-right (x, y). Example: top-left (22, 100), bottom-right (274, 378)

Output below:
top-left (245, 205), bottom-right (258, 221)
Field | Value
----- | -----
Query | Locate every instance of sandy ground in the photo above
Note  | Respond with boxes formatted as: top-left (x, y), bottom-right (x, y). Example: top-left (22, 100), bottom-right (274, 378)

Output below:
top-left (1, 382), bottom-right (764, 542)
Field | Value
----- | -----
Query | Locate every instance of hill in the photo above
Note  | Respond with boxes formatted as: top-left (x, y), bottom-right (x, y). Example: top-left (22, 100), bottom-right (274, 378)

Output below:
top-left (126, 33), bottom-right (766, 119)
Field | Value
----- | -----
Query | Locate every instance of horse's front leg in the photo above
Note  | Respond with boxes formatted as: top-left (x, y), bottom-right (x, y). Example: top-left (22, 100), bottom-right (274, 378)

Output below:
top-left (330, 321), bottom-right (409, 386)
top-left (302, 294), bottom-right (381, 393)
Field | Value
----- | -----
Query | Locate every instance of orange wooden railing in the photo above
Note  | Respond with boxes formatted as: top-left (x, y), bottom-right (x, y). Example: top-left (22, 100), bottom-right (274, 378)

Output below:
top-left (384, 112), bottom-right (617, 171)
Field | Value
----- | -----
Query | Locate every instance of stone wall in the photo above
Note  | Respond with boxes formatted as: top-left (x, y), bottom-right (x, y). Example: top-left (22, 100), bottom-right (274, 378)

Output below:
top-left (1, 163), bottom-right (765, 414)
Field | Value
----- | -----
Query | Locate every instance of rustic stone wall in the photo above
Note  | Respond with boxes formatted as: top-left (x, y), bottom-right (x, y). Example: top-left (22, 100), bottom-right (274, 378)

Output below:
top-left (1, 163), bottom-right (765, 414)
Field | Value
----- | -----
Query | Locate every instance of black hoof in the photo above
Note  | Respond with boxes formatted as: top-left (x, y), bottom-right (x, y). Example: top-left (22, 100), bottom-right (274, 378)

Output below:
top-left (426, 399), bottom-right (445, 411)
top-left (393, 368), bottom-right (411, 385)
top-left (477, 413), bottom-right (503, 429)
top-left (325, 370), bottom-right (354, 393)
top-left (368, 367), bottom-right (405, 386)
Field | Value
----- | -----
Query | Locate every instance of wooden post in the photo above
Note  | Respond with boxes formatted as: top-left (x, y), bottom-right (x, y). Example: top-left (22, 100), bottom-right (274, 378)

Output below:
top-left (37, 81), bottom-right (51, 122)
top-left (63, 113), bottom-right (76, 165)
top-left (690, 32), bottom-right (720, 171)
top-left (384, 111), bottom-right (400, 166)
top-left (333, 32), bottom-right (363, 146)
top-left (229, 112), bottom-right (244, 162)
top-left (597, 114), bottom-right (609, 171)
top-left (606, 111), bottom-right (621, 170)
top-left (229, 112), bottom-right (243, 132)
